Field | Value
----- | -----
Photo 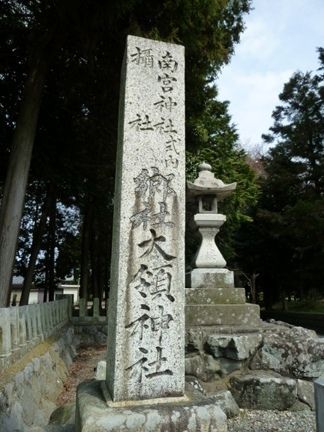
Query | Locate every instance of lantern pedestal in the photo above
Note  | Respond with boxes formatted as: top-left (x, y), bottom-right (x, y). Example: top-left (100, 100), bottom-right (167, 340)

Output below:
top-left (194, 213), bottom-right (226, 269)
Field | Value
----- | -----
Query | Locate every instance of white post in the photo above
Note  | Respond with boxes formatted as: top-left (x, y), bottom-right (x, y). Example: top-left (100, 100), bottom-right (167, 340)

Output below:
top-left (0, 308), bottom-right (12, 358)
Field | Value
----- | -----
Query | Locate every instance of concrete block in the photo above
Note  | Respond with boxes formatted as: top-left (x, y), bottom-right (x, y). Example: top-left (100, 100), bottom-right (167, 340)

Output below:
top-left (18, 306), bottom-right (28, 347)
top-left (9, 307), bottom-right (20, 351)
top-left (315, 377), bottom-right (324, 431)
top-left (95, 361), bottom-right (107, 380)
top-left (79, 299), bottom-right (87, 318)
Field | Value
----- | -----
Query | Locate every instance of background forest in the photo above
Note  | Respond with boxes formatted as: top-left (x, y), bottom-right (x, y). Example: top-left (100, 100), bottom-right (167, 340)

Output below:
top-left (0, 0), bottom-right (323, 310)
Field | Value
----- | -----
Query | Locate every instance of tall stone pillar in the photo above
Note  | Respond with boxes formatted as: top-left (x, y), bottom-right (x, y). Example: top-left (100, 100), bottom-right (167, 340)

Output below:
top-left (106, 35), bottom-right (185, 402)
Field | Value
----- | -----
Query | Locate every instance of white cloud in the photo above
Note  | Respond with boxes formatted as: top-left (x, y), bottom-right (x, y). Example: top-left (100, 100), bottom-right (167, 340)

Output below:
top-left (219, 69), bottom-right (293, 150)
top-left (238, 17), bottom-right (281, 61)
top-left (217, 0), bottom-right (324, 151)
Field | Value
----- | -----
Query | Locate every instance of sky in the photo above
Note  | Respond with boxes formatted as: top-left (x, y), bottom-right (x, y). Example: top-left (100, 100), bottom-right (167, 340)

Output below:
top-left (217, 0), bottom-right (324, 152)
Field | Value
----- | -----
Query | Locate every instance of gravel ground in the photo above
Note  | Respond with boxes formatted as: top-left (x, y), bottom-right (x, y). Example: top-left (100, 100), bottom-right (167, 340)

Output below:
top-left (228, 409), bottom-right (316, 432)
top-left (56, 344), bottom-right (106, 405)
top-left (55, 345), bottom-right (317, 432)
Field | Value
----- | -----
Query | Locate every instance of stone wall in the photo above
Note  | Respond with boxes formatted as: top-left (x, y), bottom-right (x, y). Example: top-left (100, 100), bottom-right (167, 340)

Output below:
top-left (0, 326), bottom-right (78, 432)
top-left (0, 298), bottom-right (72, 369)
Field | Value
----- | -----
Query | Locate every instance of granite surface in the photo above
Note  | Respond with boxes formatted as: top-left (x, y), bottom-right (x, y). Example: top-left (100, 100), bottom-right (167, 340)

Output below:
top-left (107, 35), bottom-right (186, 402)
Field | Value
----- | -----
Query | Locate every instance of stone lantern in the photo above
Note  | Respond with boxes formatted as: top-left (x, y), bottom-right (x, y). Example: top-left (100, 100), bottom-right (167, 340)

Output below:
top-left (187, 161), bottom-right (236, 270)
top-left (185, 162), bottom-right (260, 328)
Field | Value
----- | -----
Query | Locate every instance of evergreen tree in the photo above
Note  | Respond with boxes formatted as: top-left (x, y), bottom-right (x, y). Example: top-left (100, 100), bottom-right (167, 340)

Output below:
top-left (0, 0), bottom-right (252, 304)
top-left (237, 49), bottom-right (324, 308)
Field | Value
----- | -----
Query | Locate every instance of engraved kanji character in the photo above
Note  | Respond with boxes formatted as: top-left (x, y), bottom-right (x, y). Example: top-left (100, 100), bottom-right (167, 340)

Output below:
top-left (150, 305), bottom-right (173, 332)
top-left (146, 347), bottom-right (173, 379)
top-left (134, 169), bottom-right (150, 197)
top-left (126, 350), bottom-right (149, 383)
top-left (148, 168), bottom-right (175, 203)
top-left (154, 95), bottom-right (177, 113)
top-left (163, 119), bottom-right (177, 135)
top-left (131, 47), bottom-right (153, 67)
top-left (165, 155), bottom-right (179, 168)
top-left (129, 264), bottom-right (153, 298)
top-left (128, 114), bottom-right (154, 131)
top-left (158, 51), bottom-right (178, 73)
top-left (138, 229), bottom-right (176, 261)
top-left (153, 118), bottom-right (177, 135)
top-left (158, 73), bottom-right (177, 92)
top-left (150, 265), bottom-right (175, 302)
top-left (166, 135), bottom-right (180, 155)
top-left (130, 205), bottom-right (151, 230)
top-left (151, 202), bottom-right (174, 228)
top-left (125, 311), bottom-right (150, 341)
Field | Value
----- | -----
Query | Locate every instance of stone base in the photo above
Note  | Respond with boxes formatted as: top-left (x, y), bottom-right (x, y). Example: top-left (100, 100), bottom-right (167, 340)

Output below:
top-left (186, 304), bottom-right (260, 327)
top-left (76, 380), bottom-right (227, 432)
top-left (186, 287), bottom-right (246, 305)
top-left (190, 269), bottom-right (234, 289)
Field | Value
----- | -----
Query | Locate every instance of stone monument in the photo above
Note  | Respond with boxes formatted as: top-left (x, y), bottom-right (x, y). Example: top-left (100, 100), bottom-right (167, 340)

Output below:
top-left (106, 34), bottom-right (186, 403)
top-left (76, 36), bottom-right (227, 431)
top-left (186, 162), bottom-right (260, 327)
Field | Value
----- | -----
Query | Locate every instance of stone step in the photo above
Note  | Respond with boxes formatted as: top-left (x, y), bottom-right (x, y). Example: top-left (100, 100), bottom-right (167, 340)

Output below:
top-left (186, 303), bottom-right (260, 327)
top-left (186, 287), bottom-right (246, 305)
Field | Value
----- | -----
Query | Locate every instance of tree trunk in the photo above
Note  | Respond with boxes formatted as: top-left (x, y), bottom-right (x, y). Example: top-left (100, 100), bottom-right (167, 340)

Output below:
top-left (79, 205), bottom-right (92, 300)
top-left (250, 272), bottom-right (259, 304)
top-left (0, 54), bottom-right (48, 307)
top-left (20, 191), bottom-right (51, 305)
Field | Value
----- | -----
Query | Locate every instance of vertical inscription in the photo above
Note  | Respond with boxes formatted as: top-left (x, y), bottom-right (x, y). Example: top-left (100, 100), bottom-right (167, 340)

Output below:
top-left (107, 35), bottom-right (184, 402)
top-left (125, 45), bottom-right (182, 387)
top-left (128, 48), bottom-right (182, 171)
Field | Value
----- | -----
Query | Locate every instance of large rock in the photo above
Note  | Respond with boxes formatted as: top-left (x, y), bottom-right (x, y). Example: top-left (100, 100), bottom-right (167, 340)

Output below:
top-left (250, 322), bottom-right (324, 378)
top-left (185, 329), bottom-right (262, 379)
top-left (207, 333), bottom-right (262, 360)
top-left (185, 353), bottom-right (222, 382)
top-left (208, 390), bottom-right (240, 418)
top-left (49, 403), bottom-right (75, 426)
top-left (229, 371), bottom-right (297, 410)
